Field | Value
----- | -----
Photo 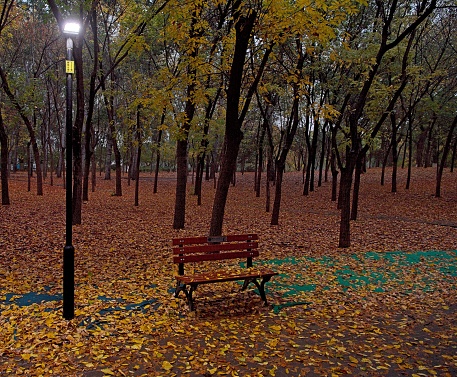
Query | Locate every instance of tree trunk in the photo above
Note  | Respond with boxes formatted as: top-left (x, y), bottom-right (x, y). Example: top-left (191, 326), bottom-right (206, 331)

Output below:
top-left (270, 39), bottom-right (304, 225)
top-left (450, 138), bottom-right (457, 173)
top-left (83, 9), bottom-right (99, 202)
top-left (318, 123), bottom-right (327, 187)
top-left (102, 89), bottom-right (122, 197)
top-left (350, 156), bottom-right (363, 221)
top-left (153, 129), bottom-right (162, 194)
top-left (27, 142), bottom-right (31, 192)
top-left (391, 113), bottom-right (398, 193)
top-left (416, 127), bottom-right (427, 167)
top-left (91, 126), bottom-right (97, 193)
top-left (195, 89), bottom-right (221, 205)
top-left (266, 162), bottom-right (271, 212)
top-left (424, 118), bottom-right (436, 168)
top-left (173, 8), bottom-right (202, 229)
top-left (209, 8), bottom-right (257, 236)
top-left (381, 141), bottom-right (392, 186)
top-left (406, 121), bottom-right (413, 189)
top-left (134, 106), bottom-right (142, 207)
top-left (210, 131), bottom-right (243, 235)
top-left (82, 118), bottom-right (93, 202)
top-left (330, 128), bottom-right (339, 202)
top-left (104, 131), bottom-right (112, 180)
top-left (173, 87), bottom-right (196, 229)
top-left (72, 41), bottom-right (85, 225)
top-left (0, 108), bottom-right (10, 205)
top-left (309, 119), bottom-right (319, 192)
top-left (112, 124), bottom-right (123, 197)
top-left (435, 114), bottom-right (457, 197)
top-left (303, 115), bottom-right (311, 196)
top-left (270, 163), bottom-right (284, 225)
top-left (256, 143), bottom-right (263, 198)
top-left (338, 157), bottom-right (355, 248)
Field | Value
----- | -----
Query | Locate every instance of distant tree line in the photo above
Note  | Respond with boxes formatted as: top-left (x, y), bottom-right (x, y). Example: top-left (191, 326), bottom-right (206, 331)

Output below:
top-left (1, 0), bottom-right (456, 246)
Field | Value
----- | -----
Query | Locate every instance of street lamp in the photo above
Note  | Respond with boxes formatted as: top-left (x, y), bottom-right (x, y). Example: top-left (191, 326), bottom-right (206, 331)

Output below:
top-left (63, 21), bottom-right (80, 320)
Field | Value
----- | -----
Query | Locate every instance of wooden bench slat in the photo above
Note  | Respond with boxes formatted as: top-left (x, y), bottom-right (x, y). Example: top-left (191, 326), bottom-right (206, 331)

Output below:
top-left (173, 249), bottom-right (260, 264)
top-left (173, 241), bottom-right (258, 255)
top-left (172, 236), bottom-right (209, 245)
top-left (176, 268), bottom-right (277, 285)
top-left (172, 233), bottom-right (258, 246)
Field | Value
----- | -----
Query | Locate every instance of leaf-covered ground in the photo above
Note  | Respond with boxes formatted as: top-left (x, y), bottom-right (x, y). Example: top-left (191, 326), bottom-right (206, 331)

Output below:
top-left (0, 167), bottom-right (456, 376)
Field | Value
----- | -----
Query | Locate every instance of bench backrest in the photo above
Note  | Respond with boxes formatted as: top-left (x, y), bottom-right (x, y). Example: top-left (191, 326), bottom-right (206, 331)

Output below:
top-left (172, 234), bottom-right (259, 275)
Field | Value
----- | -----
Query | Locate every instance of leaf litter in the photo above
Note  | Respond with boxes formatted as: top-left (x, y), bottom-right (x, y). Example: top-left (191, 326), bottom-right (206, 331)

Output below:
top-left (0, 168), bottom-right (456, 376)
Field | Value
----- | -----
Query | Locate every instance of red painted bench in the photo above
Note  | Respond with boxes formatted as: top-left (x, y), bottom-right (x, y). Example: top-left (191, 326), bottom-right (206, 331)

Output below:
top-left (172, 234), bottom-right (277, 311)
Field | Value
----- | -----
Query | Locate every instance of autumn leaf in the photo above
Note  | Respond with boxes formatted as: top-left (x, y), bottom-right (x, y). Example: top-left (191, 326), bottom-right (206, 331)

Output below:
top-left (101, 368), bottom-right (115, 375)
top-left (162, 361), bottom-right (173, 371)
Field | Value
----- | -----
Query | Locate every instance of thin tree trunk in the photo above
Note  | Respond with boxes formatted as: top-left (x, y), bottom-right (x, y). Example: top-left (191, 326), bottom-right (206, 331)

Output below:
top-left (271, 39), bottom-right (304, 225)
top-left (0, 108), bottom-right (10, 205)
top-left (406, 121), bottom-right (413, 189)
top-left (83, 8), bottom-right (99, 202)
top-left (104, 132), bottom-right (112, 179)
top-left (381, 142), bottom-right (393, 186)
top-left (351, 156), bottom-right (363, 221)
top-left (338, 152), bottom-right (356, 248)
top-left (318, 123), bottom-right (327, 187)
top-left (153, 130), bottom-right (162, 194)
top-left (450, 138), bottom-right (457, 173)
top-left (27, 142), bottom-right (31, 192)
top-left (435, 114), bottom-right (457, 197)
top-left (266, 162), bottom-right (271, 212)
top-left (330, 127), bottom-right (339, 202)
top-left (309, 119), bottom-right (319, 192)
top-left (134, 106), bottom-right (142, 206)
top-left (173, 8), bottom-right (202, 229)
top-left (391, 113), bottom-right (398, 193)
top-left (91, 128), bottom-right (96, 193)
top-left (112, 123), bottom-right (122, 197)
top-left (270, 166), bottom-right (284, 225)
top-left (195, 88), bottom-right (221, 205)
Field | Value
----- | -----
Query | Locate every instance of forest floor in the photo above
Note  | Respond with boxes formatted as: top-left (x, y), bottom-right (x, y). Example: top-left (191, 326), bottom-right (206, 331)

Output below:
top-left (0, 167), bottom-right (456, 376)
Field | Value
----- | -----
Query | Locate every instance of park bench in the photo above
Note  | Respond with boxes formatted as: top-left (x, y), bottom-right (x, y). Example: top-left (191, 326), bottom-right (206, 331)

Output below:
top-left (172, 234), bottom-right (278, 311)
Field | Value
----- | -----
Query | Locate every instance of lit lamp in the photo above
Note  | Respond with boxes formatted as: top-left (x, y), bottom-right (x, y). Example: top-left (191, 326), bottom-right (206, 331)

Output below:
top-left (63, 21), bottom-right (80, 320)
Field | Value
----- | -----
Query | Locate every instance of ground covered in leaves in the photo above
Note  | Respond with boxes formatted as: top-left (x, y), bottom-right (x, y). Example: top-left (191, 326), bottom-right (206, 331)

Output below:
top-left (0, 167), bottom-right (456, 376)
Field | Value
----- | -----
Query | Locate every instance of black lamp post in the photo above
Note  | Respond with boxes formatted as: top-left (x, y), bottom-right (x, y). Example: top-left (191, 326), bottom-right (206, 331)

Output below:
top-left (63, 21), bottom-right (80, 320)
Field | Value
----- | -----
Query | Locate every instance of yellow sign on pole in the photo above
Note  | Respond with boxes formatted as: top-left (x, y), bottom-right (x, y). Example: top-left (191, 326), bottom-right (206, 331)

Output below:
top-left (66, 60), bottom-right (75, 74)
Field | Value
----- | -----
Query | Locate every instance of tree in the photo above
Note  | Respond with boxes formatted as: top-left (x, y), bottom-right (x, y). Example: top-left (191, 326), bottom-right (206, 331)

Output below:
top-left (172, 3), bottom-right (203, 229)
top-left (333, 0), bottom-right (438, 247)
top-left (209, 1), bottom-right (264, 236)
top-left (271, 38), bottom-right (305, 226)
top-left (0, 0), bottom-right (47, 196)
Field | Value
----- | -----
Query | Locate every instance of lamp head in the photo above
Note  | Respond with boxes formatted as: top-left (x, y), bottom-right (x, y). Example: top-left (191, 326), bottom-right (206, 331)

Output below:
top-left (63, 22), bottom-right (80, 36)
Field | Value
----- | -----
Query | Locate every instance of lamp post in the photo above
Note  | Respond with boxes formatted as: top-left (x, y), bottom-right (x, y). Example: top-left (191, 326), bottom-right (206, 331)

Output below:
top-left (63, 21), bottom-right (80, 320)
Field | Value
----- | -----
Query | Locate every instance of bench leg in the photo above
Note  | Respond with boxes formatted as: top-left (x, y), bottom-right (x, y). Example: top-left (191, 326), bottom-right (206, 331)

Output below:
top-left (175, 282), bottom-right (198, 311)
top-left (242, 277), bottom-right (272, 306)
top-left (184, 284), bottom-right (197, 311)
top-left (174, 281), bottom-right (185, 298)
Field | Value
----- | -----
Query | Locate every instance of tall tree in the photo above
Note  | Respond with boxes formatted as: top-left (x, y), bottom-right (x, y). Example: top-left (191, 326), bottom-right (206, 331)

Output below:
top-left (271, 38), bottom-right (305, 226)
top-left (334, 0), bottom-right (437, 247)
top-left (209, 1), bottom-right (264, 236)
top-left (173, 3), bottom-right (203, 229)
